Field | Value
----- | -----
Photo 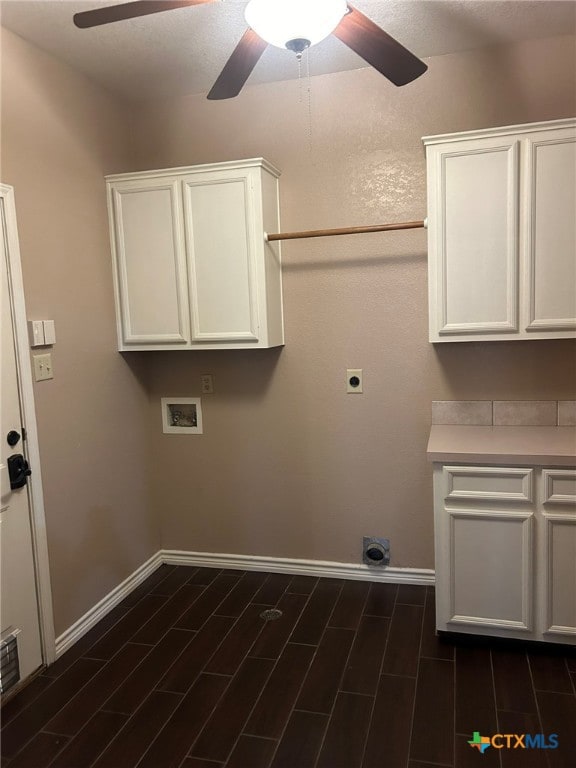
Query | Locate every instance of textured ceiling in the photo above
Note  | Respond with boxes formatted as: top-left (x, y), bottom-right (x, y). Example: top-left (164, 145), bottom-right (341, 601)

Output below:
top-left (1, 0), bottom-right (575, 101)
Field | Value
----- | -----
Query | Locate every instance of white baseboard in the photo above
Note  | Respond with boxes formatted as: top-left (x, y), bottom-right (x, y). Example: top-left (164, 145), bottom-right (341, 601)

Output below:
top-left (162, 550), bottom-right (435, 586)
top-left (54, 549), bottom-right (434, 659)
top-left (54, 551), bottom-right (163, 658)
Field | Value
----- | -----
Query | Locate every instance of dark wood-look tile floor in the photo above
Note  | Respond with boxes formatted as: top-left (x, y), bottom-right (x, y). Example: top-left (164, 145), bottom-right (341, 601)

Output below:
top-left (2, 566), bottom-right (575, 768)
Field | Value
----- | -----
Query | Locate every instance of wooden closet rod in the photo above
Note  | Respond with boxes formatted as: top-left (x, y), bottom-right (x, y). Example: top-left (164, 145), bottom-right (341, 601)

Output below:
top-left (265, 218), bottom-right (426, 242)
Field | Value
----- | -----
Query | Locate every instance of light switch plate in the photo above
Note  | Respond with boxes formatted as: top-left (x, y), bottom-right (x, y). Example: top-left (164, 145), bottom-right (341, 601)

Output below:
top-left (201, 374), bottom-right (214, 394)
top-left (33, 353), bottom-right (53, 381)
top-left (43, 320), bottom-right (56, 345)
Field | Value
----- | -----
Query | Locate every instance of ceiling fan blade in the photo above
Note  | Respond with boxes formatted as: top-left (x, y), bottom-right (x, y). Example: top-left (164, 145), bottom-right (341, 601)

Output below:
top-left (207, 28), bottom-right (268, 100)
top-left (73, 0), bottom-right (213, 29)
top-left (333, 5), bottom-right (427, 86)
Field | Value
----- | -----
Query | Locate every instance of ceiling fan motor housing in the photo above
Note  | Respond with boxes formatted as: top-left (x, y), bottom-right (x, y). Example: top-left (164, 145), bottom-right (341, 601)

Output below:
top-left (286, 38), bottom-right (311, 55)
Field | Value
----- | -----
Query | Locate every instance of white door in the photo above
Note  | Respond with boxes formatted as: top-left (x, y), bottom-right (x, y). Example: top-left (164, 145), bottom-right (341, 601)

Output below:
top-left (1, 192), bottom-right (43, 694)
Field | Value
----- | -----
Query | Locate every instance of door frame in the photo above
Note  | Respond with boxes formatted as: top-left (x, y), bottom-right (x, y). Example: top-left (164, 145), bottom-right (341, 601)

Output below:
top-left (2, 183), bottom-right (56, 665)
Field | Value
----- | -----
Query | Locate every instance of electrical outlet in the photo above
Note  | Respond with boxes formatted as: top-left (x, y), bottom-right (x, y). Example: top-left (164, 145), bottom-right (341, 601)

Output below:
top-left (33, 353), bottom-right (53, 382)
top-left (201, 374), bottom-right (214, 394)
top-left (346, 369), bottom-right (363, 393)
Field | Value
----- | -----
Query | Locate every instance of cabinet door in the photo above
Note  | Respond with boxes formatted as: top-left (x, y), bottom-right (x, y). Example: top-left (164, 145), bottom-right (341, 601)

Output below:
top-left (182, 170), bottom-right (259, 343)
top-left (542, 515), bottom-right (576, 638)
top-left (442, 508), bottom-right (533, 632)
top-left (110, 180), bottom-right (189, 345)
top-left (522, 129), bottom-right (576, 332)
top-left (427, 137), bottom-right (519, 339)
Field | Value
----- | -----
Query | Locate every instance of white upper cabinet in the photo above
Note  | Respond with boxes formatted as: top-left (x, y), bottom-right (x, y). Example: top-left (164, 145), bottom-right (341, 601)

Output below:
top-left (424, 119), bottom-right (576, 342)
top-left (107, 159), bottom-right (284, 351)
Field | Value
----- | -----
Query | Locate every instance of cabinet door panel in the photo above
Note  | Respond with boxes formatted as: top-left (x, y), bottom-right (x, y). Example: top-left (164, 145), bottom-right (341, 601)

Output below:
top-left (430, 139), bottom-right (519, 336)
top-left (543, 516), bottom-right (576, 637)
top-left (183, 174), bottom-right (258, 342)
top-left (111, 183), bottom-right (189, 344)
top-left (448, 509), bottom-right (533, 631)
top-left (524, 133), bottom-right (576, 330)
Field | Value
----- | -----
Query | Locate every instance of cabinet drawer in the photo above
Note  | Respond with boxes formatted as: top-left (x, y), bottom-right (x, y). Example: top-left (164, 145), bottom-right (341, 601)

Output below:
top-left (542, 469), bottom-right (576, 506)
top-left (443, 466), bottom-right (533, 503)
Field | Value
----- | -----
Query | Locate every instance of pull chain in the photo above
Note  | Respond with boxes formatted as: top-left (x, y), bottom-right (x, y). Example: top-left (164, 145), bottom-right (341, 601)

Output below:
top-left (305, 47), bottom-right (312, 155)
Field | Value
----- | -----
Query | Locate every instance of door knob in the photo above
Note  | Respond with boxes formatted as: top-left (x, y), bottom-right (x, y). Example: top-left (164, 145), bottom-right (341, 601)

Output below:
top-left (6, 431), bottom-right (21, 447)
top-left (7, 454), bottom-right (32, 490)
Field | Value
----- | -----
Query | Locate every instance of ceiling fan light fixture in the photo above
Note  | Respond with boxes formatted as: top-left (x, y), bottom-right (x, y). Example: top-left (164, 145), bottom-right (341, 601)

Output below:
top-left (244, 0), bottom-right (347, 50)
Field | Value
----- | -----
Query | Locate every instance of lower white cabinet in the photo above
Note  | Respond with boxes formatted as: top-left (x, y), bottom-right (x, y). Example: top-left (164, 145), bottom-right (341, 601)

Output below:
top-left (433, 464), bottom-right (576, 644)
top-left (107, 158), bottom-right (284, 351)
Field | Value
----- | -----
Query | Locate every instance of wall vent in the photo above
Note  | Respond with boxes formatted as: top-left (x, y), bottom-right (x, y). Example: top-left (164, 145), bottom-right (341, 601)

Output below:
top-left (363, 537), bottom-right (390, 566)
top-left (0, 629), bottom-right (21, 695)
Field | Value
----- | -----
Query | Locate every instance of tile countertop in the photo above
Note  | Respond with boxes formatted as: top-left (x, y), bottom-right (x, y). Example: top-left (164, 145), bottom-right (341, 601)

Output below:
top-left (427, 425), bottom-right (576, 467)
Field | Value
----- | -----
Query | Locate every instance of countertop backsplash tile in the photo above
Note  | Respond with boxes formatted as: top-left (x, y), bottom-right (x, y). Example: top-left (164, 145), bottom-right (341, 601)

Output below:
top-left (493, 400), bottom-right (557, 426)
top-left (432, 400), bottom-right (575, 426)
top-left (431, 401), bottom-right (493, 426)
top-left (558, 401), bottom-right (576, 426)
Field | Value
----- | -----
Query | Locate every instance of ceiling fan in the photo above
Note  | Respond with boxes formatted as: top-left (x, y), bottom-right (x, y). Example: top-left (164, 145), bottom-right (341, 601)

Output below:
top-left (73, 0), bottom-right (428, 100)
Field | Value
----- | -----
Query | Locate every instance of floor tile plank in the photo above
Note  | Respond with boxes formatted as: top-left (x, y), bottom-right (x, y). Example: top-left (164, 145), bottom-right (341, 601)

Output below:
top-left (286, 576), bottom-right (318, 595)
top-left (497, 711), bottom-right (547, 768)
top-left (0, 676), bottom-right (54, 726)
top-left (269, 710), bottom-right (328, 768)
top-left (215, 572), bottom-right (268, 617)
top-left (226, 735), bottom-right (277, 768)
top-left (103, 630), bottom-right (194, 714)
top-left (340, 615), bottom-right (390, 696)
top-left (296, 627), bottom-right (355, 714)
top-left (363, 583), bottom-right (397, 617)
top-left (528, 652), bottom-right (574, 694)
top-left (316, 692), bottom-right (373, 768)
top-left (328, 581), bottom-right (370, 631)
top-left (363, 673), bottom-right (416, 768)
top-left (149, 566), bottom-right (198, 596)
top-left (381, 603), bottom-right (424, 678)
top-left (42, 603), bottom-right (131, 679)
top-left (249, 593), bottom-right (307, 660)
top-left (455, 733), bottom-right (500, 767)
top-left (131, 585), bottom-right (205, 644)
top-left (185, 568), bottom-right (222, 587)
top-left (137, 673), bottom-right (230, 768)
top-left (290, 579), bottom-right (343, 645)
top-left (397, 584), bottom-right (427, 606)
top-left (1, 659), bottom-right (104, 759)
top-left (157, 616), bottom-right (235, 695)
top-left (204, 604), bottom-right (267, 676)
top-left (455, 646), bottom-right (498, 736)
top-left (410, 658), bottom-right (454, 766)
top-left (46, 643), bottom-right (150, 735)
top-left (91, 691), bottom-right (182, 768)
top-left (251, 574), bottom-right (292, 606)
top-left (8, 732), bottom-right (68, 768)
top-left (492, 650), bottom-right (537, 714)
top-left (49, 711), bottom-right (128, 768)
top-left (175, 574), bottom-right (243, 631)
top-left (85, 595), bottom-right (168, 660)
top-left (420, 588), bottom-right (454, 661)
top-left (121, 564), bottom-right (176, 606)
top-left (536, 691), bottom-right (576, 768)
top-left (190, 657), bottom-right (274, 764)
top-left (245, 643), bottom-right (315, 739)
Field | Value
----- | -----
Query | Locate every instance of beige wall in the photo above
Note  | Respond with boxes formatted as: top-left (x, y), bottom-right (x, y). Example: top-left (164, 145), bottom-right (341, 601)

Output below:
top-left (133, 34), bottom-right (576, 568)
top-left (1, 27), bottom-right (159, 635)
top-left (1, 28), bottom-right (575, 638)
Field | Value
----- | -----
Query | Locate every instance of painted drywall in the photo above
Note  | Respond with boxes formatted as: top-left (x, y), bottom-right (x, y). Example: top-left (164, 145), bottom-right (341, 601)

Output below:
top-left (133, 34), bottom-right (576, 568)
top-left (0, 27), bottom-right (159, 635)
